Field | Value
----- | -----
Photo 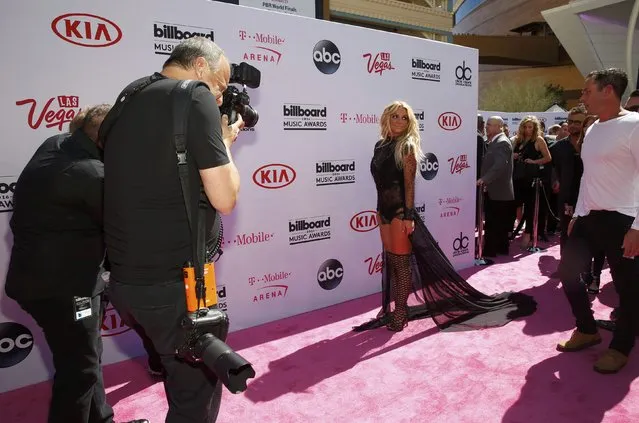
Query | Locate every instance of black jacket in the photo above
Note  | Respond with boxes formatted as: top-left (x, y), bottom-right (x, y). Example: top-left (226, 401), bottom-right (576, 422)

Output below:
top-left (5, 130), bottom-right (105, 301)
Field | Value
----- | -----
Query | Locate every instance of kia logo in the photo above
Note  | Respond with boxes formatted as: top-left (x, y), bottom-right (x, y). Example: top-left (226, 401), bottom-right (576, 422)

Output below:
top-left (51, 13), bottom-right (122, 47)
top-left (0, 322), bottom-right (34, 368)
top-left (313, 40), bottom-right (341, 74)
top-left (438, 112), bottom-right (462, 131)
top-left (420, 153), bottom-right (439, 181)
top-left (350, 211), bottom-right (378, 232)
top-left (317, 259), bottom-right (344, 290)
top-left (252, 164), bottom-right (296, 189)
top-left (101, 305), bottom-right (131, 337)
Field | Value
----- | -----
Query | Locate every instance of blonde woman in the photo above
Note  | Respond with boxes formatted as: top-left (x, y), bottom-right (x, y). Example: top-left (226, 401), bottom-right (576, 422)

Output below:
top-left (354, 101), bottom-right (537, 333)
top-left (511, 116), bottom-right (552, 248)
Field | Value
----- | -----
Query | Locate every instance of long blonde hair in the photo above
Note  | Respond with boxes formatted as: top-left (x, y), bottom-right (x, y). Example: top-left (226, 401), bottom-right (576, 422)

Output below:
top-left (513, 116), bottom-right (542, 149)
top-left (378, 101), bottom-right (424, 168)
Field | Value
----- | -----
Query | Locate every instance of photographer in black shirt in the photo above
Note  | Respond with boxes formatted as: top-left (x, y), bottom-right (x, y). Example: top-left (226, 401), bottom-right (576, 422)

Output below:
top-left (102, 37), bottom-right (243, 422)
top-left (4, 105), bottom-right (147, 423)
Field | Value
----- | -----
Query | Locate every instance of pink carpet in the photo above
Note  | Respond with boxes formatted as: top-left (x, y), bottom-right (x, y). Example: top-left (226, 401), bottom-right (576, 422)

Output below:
top-left (3, 236), bottom-right (639, 423)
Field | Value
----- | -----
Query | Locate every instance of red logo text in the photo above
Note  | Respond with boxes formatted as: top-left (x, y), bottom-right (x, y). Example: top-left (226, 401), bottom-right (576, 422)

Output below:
top-left (438, 112), bottom-right (462, 131)
top-left (16, 96), bottom-right (80, 130)
top-left (364, 253), bottom-right (383, 275)
top-left (101, 305), bottom-right (131, 337)
top-left (448, 155), bottom-right (471, 175)
top-left (51, 13), bottom-right (122, 47)
top-left (252, 284), bottom-right (289, 303)
top-left (363, 52), bottom-right (395, 75)
top-left (350, 211), bottom-right (378, 232)
top-left (253, 164), bottom-right (296, 189)
top-left (239, 30), bottom-right (284, 64)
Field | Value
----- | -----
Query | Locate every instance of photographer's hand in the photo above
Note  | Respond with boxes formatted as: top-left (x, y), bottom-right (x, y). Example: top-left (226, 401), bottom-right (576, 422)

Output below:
top-left (221, 114), bottom-right (244, 148)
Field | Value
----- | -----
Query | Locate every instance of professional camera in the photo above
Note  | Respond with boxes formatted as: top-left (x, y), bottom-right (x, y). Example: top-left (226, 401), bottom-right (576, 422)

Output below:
top-left (219, 62), bottom-right (261, 128)
top-left (176, 217), bottom-right (255, 394)
top-left (176, 307), bottom-right (255, 394)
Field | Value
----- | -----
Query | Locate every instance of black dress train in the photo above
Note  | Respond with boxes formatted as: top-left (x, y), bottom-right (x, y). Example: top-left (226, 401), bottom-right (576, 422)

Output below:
top-left (353, 140), bottom-right (537, 332)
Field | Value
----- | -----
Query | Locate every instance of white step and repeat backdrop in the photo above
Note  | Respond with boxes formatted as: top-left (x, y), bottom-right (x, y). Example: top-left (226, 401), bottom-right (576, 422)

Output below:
top-left (0, 0), bottom-right (478, 392)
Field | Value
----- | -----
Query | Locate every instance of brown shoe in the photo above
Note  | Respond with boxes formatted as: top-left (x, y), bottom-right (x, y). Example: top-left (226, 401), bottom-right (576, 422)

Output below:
top-left (557, 330), bottom-right (602, 352)
top-left (594, 349), bottom-right (628, 374)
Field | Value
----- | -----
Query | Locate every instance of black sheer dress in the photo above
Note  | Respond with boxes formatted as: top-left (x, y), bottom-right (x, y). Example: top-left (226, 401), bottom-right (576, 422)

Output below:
top-left (353, 139), bottom-right (537, 332)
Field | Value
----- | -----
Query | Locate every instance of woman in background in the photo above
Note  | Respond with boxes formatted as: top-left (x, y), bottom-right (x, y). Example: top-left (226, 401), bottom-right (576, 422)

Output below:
top-left (511, 116), bottom-right (552, 248)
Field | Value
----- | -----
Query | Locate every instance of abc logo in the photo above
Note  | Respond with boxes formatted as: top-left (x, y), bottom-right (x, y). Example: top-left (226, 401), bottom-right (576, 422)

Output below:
top-left (0, 182), bottom-right (16, 194)
top-left (317, 259), bottom-right (344, 290)
top-left (313, 40), bottom-right (341, 74)
top-left (0, 322), bottom-right (34, 368)
top-left (420, 153), bottom-right (439, 181)
top-left (455, 61), bottom-right (472, 81)
top-left (453, 232), bottom-right (469, 251)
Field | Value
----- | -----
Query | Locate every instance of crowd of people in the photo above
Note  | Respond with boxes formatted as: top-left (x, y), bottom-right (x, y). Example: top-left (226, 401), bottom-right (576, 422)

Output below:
top-left (477, 70), bottom-right (639, 374)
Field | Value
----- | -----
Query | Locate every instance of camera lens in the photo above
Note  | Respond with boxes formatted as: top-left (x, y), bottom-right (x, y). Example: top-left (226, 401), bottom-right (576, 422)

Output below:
top-left (195, 333), bottom-right (256, 393)
top-left (240, 105), bottom-right (259, 128)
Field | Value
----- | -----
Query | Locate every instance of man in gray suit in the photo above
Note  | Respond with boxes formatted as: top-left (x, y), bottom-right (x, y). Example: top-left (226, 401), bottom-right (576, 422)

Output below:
top-left (477, 116), bottom-right (514, 257)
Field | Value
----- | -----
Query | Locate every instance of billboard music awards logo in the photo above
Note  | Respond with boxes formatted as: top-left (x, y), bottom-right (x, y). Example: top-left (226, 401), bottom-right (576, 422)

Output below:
top-left (238, 29), bottom-right (284, 65)
top-left (438, 112), bottom-right (462, 131)
top-left (289, 215), bottom-right (331, 245)
top-left (420, 153), bottom-right (439, 181)
top-left (313, 40), bottom-right (341, 74)
top-left (453, 232), bottom-right (470, 257)
top-left (414, 109), bottom-right (425, 132)
top-left (439, 196), bottom-right (462, 218)
top-left (455, 61), bottom-right (472, 87)
top-left (315, 160), bottom-right (356, 186)
top-left (16, 95), bottom-right (80, 131)
top-left (253, 164), bottom-right (296, 189)
top-left (448, 154), bottom-right (471, 175)
top-left (282, 104), bottom-right (327, 130)
top-left (153, 22), bottom-right (214, 55)
top-left (0, 177), bottom-right (16, 212)
top-left (101, 304), bottom-right (131, 337)
top-left (411, 57), bottom-right (441, 82)
top-left (209, 284), bottom-right (228, 311)
top-left (363, 52), bottom-right (395, 75)
top-left (317, 259), bottom-right (344, 290)
top-left (350, 210), bottom-right (378, 233)
top-left (339, 112), bottom-right (379, 124)
top-left (51, 13), bottom-right (122, 47)
top-left (0, 322), bottom-right (34, 368)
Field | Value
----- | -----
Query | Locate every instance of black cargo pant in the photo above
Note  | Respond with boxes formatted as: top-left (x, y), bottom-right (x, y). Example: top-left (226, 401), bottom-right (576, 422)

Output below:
top-left (107, 279), bottom-right (222, 423)
top-left (559, 211), bottom-right (639, 355)
top-left (19, 294), bottom-right (114, 423)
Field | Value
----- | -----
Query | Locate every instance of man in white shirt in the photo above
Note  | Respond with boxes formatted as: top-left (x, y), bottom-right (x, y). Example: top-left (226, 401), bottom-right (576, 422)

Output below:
top-left (556, 68), bottom-right (639, 374)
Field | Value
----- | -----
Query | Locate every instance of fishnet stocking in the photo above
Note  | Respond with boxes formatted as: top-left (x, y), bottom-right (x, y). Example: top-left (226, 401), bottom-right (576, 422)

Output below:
top-left (386, 252), bottom-right (412, 331)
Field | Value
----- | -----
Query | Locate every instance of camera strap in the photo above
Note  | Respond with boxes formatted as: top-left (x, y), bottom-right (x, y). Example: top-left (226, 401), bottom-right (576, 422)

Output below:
top-left (171, 80), bottom-right (221, 309)
top-left (98, 74), bottom-right (164, 147)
